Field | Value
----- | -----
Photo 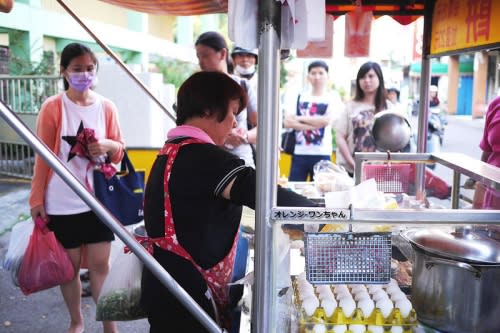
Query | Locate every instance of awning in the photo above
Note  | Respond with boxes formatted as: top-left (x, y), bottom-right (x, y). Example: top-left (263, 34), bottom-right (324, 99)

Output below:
top-left (99, 0), bottom-right (227, 15)
top-left (98, 0), bottom-right (426, 23)
top-left (410, 58), bottom-right (474, 76)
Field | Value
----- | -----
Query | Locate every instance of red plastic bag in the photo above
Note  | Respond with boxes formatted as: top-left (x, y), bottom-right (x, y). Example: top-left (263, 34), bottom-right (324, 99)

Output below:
top-left (17, 218), bottom-right (75, 295)
top-left (408, 164), bottom-right (451, 199)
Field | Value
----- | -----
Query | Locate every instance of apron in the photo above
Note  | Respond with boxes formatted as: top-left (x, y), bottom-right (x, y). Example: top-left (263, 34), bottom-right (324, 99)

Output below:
top-left (150, 138), bottom-right (239, 329)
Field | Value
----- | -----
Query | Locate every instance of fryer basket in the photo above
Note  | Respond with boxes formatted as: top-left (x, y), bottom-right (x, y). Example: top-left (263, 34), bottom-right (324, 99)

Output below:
top-left (304, 232), bottom-right (392, 284)
top-left (362, 163), bottom-right (411, 194)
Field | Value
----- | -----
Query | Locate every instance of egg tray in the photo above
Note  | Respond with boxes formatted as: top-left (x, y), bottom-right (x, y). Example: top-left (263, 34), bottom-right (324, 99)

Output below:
top-left (292, 280), bottom-right (417, 330)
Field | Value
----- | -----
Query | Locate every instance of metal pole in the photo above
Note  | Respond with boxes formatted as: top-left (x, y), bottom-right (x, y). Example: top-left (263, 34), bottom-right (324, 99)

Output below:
top-left (415, 0), bottom-right (435, 200)
top-left (253, 0), bottom-right (281, 331)
top-left (451, 170), bottom-right (461, 209)
top-left (0, 100), bottom-right (222, 333)
top-left (56, 0), bottom-right (176, 122)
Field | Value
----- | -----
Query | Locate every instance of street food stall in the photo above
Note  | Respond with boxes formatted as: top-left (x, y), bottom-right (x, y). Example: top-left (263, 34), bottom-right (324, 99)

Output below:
top-left (1, 1), bottom-right (500, 333)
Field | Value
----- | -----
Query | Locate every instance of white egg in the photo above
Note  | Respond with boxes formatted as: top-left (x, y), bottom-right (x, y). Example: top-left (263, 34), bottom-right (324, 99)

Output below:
top-left (376, 298), bottom-right (394, 318)
top-left (351, 285), bottom-right (368, 294)
top-left (332, 324), bottom-right (348, 333)
top-left (385, 284), bottom-right (401, 295)
top-left (321, 298), bottom-right (337, 317)
top-left (372, 289), bottom-right (390, 302)
top-left (388, 278), bottom-right (398, 286)
top-left (300, 281), bottom-right (314, 291)
top-left (395, 298), bottom-right (413, 318)
top-left (367, 325), bottom-right (384, 333)
top-left (339, 297), bottom-right (356, 317)
top-left (334, 284), bottom-right (349, 294)
top-left (390, 291), bottom-right (407, 302)
top-left (390, 326), bottom-right (404, 333)
top-left (367, 285), bottom-right (383, 294)
top-left (338, 292), bottom-right (354, 302)
top-left (349, 324), bottom-right (366, 333)
top-left (318, 289), bottom-right (335, 301)
top-left (357, 298), bottom-right (375, 318)
top-left (299, 288), bottom-right (315, 301)
top-left (354, 290), bottom-right (371, 302)
top-left (335, 289), bottom-right (351, 301)
top-left (316, 285), bottom-right (332, 294)
top-left (302, 295), bottom-right (319, 316)
top-left (313, 323), bottom-right (327, 333)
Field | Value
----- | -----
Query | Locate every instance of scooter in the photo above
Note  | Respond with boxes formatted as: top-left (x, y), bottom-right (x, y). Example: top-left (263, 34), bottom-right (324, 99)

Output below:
top-left (426, 106), bottom-right (446, 168)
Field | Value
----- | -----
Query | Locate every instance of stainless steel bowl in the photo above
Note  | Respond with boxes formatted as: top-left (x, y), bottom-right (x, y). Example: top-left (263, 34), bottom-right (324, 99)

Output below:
top-left (371, 111), bottom-right (411, 152)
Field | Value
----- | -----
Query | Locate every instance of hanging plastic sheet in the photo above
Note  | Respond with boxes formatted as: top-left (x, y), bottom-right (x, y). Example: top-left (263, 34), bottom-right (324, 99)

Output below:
top-left (228, 0), bottom-right (258, 49)
top-left (344, 7), bottom-right (373, 57)
top-left (279, 0), bottom-right (325, 50)
top-left (296, 14), bottom-right (333, 58)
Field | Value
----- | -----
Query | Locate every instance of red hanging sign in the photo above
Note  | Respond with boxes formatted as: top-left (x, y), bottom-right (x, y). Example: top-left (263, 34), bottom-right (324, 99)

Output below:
top-left (344, 8), bottom-right (373, 57)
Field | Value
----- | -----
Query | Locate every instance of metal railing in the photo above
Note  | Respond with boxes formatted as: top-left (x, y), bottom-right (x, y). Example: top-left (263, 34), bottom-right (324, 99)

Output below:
top-left (354, 152), bottom-right (500, 209)
top-left (0, 75), bottom-right (60, 178)
top-left (0, 75), bottom-right (61, 114)
top-left (0, 141), bottom-right (34, 179)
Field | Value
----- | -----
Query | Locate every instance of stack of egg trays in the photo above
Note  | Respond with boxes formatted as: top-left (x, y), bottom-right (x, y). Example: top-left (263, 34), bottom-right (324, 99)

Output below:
top-left (291, 280), bottom-right (418, 333)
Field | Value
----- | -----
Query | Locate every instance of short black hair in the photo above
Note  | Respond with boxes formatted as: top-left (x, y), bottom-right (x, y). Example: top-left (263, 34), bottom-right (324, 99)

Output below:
top-left (195, 31), bottom-right (227, 51)
top-left (176, 71), bottom-right (248, 126)
top-left (308, 60), bottom-right (329, 73)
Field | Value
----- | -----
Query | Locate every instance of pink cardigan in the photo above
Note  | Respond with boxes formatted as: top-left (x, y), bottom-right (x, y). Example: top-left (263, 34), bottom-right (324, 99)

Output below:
top-left (29, 93), bottom-right (125, 209)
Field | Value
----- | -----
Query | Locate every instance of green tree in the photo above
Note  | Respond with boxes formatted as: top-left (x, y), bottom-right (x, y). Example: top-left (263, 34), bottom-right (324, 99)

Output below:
top-left (152, 57), bottom-right (197, 89)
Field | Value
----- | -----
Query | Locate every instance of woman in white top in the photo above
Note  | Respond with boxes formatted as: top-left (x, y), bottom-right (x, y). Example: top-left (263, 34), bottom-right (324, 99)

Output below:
top-left (195, 31), bottom-right (257, 168)
top-left (335, 61), bottom-right (389, 175)
top-left (29, 43), bottom-right (124, 333)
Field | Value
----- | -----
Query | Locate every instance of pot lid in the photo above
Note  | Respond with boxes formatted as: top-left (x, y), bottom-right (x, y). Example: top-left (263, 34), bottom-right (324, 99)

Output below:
top-left (403, 227), bottom-right (500, 264)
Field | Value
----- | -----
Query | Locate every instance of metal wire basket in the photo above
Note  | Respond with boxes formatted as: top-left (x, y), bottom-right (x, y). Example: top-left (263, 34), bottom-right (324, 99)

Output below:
top-left (304, 232), bottom-right (392, 284)
top-left (362, 163), bottom-right (411, 194)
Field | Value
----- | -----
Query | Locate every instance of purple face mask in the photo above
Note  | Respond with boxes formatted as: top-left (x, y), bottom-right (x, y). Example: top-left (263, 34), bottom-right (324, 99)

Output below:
top-left (67, 71), bottom-right (95, 92)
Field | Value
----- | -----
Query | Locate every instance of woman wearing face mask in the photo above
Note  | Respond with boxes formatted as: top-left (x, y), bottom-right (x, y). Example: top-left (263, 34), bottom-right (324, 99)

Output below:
top-left (30, 42), bottom-right (124, 333)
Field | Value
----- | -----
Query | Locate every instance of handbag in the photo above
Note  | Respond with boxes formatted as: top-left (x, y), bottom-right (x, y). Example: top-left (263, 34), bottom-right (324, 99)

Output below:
top-left (93, 151), bottom-right (145, 226)
top-left (280, 130), bottom-right (296, 155)
top-left (280, 94), bottom-right (301, 155)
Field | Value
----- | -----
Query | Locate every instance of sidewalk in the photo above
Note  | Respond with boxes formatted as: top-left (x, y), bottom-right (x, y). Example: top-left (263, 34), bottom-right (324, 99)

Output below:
top-left (0, 176), bottom-right (149, 333)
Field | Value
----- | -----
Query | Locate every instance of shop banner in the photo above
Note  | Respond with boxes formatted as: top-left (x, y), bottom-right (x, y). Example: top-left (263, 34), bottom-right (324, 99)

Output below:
top-left (431, 0), bottom-right (500, 55)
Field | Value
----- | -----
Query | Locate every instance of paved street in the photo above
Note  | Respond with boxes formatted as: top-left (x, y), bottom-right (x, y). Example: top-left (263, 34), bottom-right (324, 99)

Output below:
top-left (0, 114), bottom-right (487, 333)
top-left (0, 177), bottom-right (149, 333)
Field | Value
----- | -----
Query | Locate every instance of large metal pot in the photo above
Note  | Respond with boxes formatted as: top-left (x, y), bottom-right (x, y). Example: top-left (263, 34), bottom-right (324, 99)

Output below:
top-left (403, 227), bottom-right (500, 333)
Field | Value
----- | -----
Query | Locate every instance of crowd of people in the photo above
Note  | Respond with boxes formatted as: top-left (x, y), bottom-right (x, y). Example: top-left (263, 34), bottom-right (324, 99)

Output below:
top-left (26, 29), bottom-right (499, 333)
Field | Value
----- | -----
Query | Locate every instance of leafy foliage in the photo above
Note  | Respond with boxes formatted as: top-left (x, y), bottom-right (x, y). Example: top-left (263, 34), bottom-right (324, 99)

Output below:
top-left (7, 31), bottom-right (55, 75)
top-left (152, 57), bottom-right (197, 89)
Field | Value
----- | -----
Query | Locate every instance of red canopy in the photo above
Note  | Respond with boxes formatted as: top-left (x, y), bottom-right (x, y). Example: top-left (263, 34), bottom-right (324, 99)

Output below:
top-left (99, 0), bottom-right (227, 15)
top-left (98, 0), bottom-right (427, 22)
